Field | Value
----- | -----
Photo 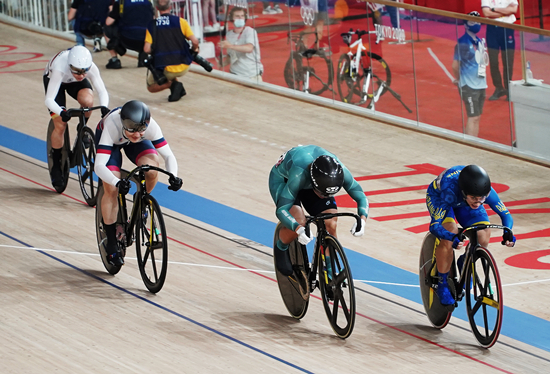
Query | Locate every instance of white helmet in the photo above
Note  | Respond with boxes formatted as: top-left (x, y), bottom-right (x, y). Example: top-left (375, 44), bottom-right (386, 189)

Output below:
top-left (68, 45), bottom-right (92, 74)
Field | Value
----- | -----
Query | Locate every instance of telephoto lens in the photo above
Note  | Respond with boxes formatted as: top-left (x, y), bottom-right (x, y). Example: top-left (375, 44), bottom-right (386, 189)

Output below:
top-left (192, 52), bottom-right (213, 72)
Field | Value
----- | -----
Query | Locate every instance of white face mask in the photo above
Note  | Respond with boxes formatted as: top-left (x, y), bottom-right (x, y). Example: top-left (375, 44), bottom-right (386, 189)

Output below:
top-left (233, 19), bottom-right (245, 28)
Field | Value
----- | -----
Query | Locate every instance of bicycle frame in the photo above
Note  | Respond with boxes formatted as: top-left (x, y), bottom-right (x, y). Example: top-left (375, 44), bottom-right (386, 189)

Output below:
top-left (304, 212), bottom-right (361, 291)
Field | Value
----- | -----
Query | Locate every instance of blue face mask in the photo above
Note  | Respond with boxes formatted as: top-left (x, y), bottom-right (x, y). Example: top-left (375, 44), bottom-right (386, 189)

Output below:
top-left (234, 19), bottom-right (245, 28)
top-left (467, 22), bottom-right (481, 34)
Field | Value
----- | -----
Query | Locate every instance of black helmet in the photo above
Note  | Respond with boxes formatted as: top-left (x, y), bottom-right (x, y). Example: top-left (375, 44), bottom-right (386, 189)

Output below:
top-left (120, 100), bottom-right (150, 133)
top-left (310, 155), bottom-right (344, 197)
top-left (458, 165), bottom-right (491, 197)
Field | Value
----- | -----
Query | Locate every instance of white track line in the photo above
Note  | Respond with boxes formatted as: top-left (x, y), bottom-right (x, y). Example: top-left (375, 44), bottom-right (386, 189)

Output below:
top-left (5, 244), bottom-right (548, 288)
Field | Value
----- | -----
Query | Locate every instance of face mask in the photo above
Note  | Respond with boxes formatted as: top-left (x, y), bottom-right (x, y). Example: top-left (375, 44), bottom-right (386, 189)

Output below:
top-left (234, 19), bottom-right (245, 28)
top-left (467, 22), bottom-right (481, 34)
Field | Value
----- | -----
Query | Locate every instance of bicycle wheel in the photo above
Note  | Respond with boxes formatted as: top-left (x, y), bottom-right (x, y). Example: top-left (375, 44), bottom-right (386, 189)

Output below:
top-left (273, 223), bottom-right (310, 319)
top-left (46, 119), bottom-right (70, 193)
top-left (317, 235), bottom-right (356, 338)
top-left (135, 194), bottom-right (168, 293)
top-left (337, 54), bottom-right (364, 105)
top-left (95, 183), bottom-right (123, 275)
top-left (304, 50), bottom-right (333, 95)
top-left (465, 246), bottom-right (503, 348)
top-left (76, 127), bottom-right (98, 207)
top-left (284, 52), bottom-right (304, 92)
top-left (419, 233), bottom-right (453, 329)
top-left (364, 52), bottom-right (391, 109)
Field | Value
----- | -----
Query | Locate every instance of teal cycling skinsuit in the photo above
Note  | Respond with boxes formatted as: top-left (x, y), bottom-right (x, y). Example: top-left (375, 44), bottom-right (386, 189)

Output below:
top-left (268, 145), bottom-right (369, 231)
top-left (426, 165), bottom-right (513, 242)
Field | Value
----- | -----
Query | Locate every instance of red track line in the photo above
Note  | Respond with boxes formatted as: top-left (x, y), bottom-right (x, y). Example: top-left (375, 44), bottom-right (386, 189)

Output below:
top-left (0, 166), bottom-right (89, 206)
top-left (1, 166), bottom-right (518, 372)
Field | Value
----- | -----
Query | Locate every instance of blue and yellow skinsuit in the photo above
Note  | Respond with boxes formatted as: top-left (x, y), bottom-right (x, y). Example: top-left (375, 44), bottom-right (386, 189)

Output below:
top-left (426, 165), bottom-right (513, 241)
top-left (268, 145), bottom-right (369, 231)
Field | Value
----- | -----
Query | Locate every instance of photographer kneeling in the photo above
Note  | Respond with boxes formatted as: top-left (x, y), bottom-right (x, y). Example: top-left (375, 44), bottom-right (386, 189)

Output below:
top-left (144, 0), bottom-right (200, 102)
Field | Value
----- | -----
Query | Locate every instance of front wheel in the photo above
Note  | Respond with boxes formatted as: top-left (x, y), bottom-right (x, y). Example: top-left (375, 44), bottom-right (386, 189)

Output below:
top-left (465, 246), bottom-right (503, 348)
top-left (76, 126), bottom-right (98, 206)
top-left (135, 195), bottom-right (168, 293)
top-left (318, 235), bottom-right (356, 339)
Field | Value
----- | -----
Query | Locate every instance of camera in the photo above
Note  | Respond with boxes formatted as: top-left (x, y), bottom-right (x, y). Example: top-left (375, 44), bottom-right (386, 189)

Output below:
top-left (143, 54), bottom-right (168, 85)
top-left (192, 51), bottom-right (213, 72)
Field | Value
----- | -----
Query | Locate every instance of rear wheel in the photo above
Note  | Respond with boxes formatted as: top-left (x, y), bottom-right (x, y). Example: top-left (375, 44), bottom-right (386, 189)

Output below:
top-left (318, 235), bottom-right (356, 338)
top-left (135, 195), bottom-right (168, 293)
top-left (76, 126), bottom-right (98, 206)
top-left (46, 119), bottom-right (70, 193)
top-left (419, 233), bottom-right (454, 329)
top-left (465, 246), bottom-right (503, 348)
top-left (284, 52), bottom-right (304, 92)
top-left (273, 223), bottom-right (310, 319)
top-left (95, 183), bottom-right (124, 275)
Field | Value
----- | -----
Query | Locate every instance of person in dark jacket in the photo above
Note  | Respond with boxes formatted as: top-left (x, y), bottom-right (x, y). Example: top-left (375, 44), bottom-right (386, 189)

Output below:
top-left (143, 0), bottom-right (199, 102)
top-left (104, 0), bottom-right (155, 69)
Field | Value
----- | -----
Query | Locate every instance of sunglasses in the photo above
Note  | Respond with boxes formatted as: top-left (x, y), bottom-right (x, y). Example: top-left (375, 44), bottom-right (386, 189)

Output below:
top-left (123, 124), bottom-right (148, 133)
top-left (69, 64), bottom-right (90, 75)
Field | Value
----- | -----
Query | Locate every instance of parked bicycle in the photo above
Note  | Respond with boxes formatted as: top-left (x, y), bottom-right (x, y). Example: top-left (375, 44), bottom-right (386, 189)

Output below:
top-left (419, 223), bottom-right (511, 348)
top-left (95, 164), bottom-right (177, 293)
top-left (274, 212), bottom-right (360, 339)
top-left (283, 31), bottom-right (334, 96)
top-left (337, 29), bottom-right (412, 113)
top-left (46, 106), bottom-right (108, 206)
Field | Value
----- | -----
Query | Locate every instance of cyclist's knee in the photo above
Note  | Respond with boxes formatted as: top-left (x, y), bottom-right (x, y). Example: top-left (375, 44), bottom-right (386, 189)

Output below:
top-left (325, 217), bottom-right (338, 236)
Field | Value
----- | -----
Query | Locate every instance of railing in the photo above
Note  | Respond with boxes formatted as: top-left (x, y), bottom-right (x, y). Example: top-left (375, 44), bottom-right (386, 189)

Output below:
top-left (2, 0), bottom-right (550, 165)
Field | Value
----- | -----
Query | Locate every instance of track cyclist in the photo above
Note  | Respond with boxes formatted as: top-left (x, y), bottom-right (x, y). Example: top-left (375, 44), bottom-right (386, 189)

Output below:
top-left (269, 145), bottom-right (369, 276)
top-left (44, 45), bottom-right (110, 190)
top-left (426, 165), bottom-right (516, 306)
top-left (94, 100), bottom-right (182, 266)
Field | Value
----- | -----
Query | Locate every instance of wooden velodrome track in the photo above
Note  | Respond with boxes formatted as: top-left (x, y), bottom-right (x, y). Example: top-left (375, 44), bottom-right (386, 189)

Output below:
top-left (1, 23), bottom-right (550, 374)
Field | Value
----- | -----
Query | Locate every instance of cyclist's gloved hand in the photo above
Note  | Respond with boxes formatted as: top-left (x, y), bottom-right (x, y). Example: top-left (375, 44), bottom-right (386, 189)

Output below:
top-left (501, 228), bottom-right (516, 247)
top-left (60, 110), bottom-right (71, 123)
top-left (116, 179), bottom-right (131, 196)
top-left (296, 226), bottom-right (313, 245)
top-left (452, 234), bottom-right (464, 249)
top-left (101, 107), bottom-right (110, 118)
top-left (350, 217), bottom-right (367, 237)
top-left (168, 175), bottom-right (183, 191)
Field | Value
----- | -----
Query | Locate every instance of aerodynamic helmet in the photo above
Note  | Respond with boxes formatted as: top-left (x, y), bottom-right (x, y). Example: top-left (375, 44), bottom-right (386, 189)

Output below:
top-left (310, 155), bottom-right (344, 197)
top-left (458, 165), bottom-right (491, 197)
top-left (68, 45), bottom-right (92, 75)
top-left (120, 100), bottom-right (150, 133)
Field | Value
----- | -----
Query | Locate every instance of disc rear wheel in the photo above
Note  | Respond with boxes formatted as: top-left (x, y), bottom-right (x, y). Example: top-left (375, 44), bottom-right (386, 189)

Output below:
top-left (46, 119), bottom-right (70, 193)
top-left (95, 183), bottom-right (123, 275)
top-left (419, 233), bottom-right (454, 329)
top-left (273, 223), bottom-right (310, 319)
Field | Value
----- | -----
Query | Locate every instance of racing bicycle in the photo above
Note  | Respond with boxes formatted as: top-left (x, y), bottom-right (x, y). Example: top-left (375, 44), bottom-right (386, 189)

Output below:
top-left (419, 223), bottom-right (511, 348)
top-left (95, 164), bottom-right (177, 293)
top-left (337, 29), bottom-right (412, 113)
top-left (46, 106), bottom-right (108, 206)
top-left (273, 212), bottom-right (361, 339)
top-left (283, 31), bottom-right (334, 96)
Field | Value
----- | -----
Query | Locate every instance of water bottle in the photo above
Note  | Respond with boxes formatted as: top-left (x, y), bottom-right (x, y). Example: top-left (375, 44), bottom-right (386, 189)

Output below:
top-left (526, 61), bottom-right (534, 80)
